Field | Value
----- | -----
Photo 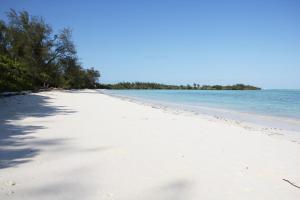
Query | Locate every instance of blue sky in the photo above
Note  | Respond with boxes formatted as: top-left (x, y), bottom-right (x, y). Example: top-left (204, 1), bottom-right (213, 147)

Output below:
top-left (1, 0), bottom-right (299, 89)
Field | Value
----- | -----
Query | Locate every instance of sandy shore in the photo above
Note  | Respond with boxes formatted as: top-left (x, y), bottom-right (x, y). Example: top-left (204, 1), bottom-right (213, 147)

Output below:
top-left (0, 90), bottom-right (300, 199)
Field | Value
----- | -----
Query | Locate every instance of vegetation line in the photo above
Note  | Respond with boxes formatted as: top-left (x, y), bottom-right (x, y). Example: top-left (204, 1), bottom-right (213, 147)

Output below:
top-left (0, 10), bottom-right (260, 92)
top-left (98, 82), bottom-right (261, 90)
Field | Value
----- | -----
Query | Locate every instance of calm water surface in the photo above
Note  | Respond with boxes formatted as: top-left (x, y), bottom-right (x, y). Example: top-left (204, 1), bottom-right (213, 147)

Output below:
top-left (105, 89), bottom-right (300, 131)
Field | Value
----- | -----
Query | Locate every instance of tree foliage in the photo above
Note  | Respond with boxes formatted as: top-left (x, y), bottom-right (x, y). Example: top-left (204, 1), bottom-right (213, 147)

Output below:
top-left (0, 55), bottom-right (32, 91)
top-left (99, 82), bottom-right (261, 90)
top-left (0, 10), bottom-right (100, 92)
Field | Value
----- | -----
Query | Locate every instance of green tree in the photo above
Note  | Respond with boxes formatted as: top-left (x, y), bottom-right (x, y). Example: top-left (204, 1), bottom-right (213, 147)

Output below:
top-left (84, 67), bottom-right (100, 88)
top-left (0, 9), bottom-right (101, 92)
top-left (0, 55), bottom-right (32, 92)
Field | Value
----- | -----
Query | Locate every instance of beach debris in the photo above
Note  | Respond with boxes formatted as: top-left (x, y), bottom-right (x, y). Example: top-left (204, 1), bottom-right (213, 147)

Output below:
top-left (283, 179), bottom-right (300, 189)
top-left (4, 181), bottom-right (16, 187)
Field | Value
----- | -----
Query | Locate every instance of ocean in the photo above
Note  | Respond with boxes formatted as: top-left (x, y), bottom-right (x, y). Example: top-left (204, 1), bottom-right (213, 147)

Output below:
top-left (104, 89), bottom-right (300, 131)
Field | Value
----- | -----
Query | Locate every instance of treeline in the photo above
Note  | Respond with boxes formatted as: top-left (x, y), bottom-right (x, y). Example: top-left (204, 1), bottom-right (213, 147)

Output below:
top-left (98, 82), bottom-right (261, 90)
top-left (0, 10), bottom-right (100, 92)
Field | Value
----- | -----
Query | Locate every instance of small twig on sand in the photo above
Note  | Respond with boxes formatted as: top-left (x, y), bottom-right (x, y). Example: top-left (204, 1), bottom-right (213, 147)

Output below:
top-left (283, 179), bottom-right (300, 189)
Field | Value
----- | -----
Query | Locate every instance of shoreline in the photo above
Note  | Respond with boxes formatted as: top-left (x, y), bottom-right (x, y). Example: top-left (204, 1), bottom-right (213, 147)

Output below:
top-left (102, 89), bottom-right (300, 140)
top-left (3, 88), bottom-right (300, 132)
top-left (1, 90), bottom-right (300, 199)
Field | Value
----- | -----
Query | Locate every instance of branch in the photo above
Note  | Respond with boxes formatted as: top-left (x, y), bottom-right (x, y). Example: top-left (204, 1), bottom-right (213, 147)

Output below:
top-left (45, 52), bottom-right (59, 66)
top-left (283, 179), bottom-right (300, 189)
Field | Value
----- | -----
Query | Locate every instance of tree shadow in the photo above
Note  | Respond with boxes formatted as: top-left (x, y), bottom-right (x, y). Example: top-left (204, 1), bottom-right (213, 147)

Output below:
top-left (157, 179), bottom-right (193, 200)
top-left (63, 89), bottom-right (104, 94)
top-left (133, 179), bottom-right (194, 200)
top-left (0, 94), bottom-right (75, 169)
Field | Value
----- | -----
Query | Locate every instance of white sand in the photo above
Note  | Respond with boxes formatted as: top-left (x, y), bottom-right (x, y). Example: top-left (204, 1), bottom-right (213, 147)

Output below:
top-left (0, 90), bottom-right (300, 199)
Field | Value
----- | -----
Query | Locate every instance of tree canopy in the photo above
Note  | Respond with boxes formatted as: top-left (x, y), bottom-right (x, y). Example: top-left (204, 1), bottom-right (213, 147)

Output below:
top-left (0, 10), bottom-right (100, 92)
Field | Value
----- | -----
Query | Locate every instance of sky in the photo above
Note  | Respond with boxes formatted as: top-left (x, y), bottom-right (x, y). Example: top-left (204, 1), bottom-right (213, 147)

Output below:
top-left (1, 0), bottom-right (300, 89)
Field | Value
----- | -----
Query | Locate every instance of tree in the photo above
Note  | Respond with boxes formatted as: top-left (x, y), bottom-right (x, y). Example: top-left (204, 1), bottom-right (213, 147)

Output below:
top-left (0, 55), bottom-right (32, 92)
top-left (0, 9), bottom-right (101, 92)
top-left (84, 67), bottom-right (100, 88)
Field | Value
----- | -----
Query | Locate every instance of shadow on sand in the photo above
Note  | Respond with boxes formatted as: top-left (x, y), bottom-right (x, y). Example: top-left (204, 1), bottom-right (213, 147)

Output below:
top-left (0, 94), bottom-right (75, 169)
top-left (130, 179), bottom-right (193, 200)
top-left (63, 89), bottom-right (104, 94)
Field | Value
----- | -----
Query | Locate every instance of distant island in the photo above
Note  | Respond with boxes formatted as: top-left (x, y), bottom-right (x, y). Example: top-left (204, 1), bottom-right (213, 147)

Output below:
top-left (98, 82), bottom-right (261, 90)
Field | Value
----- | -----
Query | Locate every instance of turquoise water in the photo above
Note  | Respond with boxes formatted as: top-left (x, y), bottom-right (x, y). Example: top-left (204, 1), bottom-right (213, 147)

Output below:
top-left (105, 89), bottom-right (300, 131)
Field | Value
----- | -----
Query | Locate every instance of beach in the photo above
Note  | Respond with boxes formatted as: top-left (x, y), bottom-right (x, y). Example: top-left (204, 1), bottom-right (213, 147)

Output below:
top-left (0, 90), bottom-right (300, 199)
